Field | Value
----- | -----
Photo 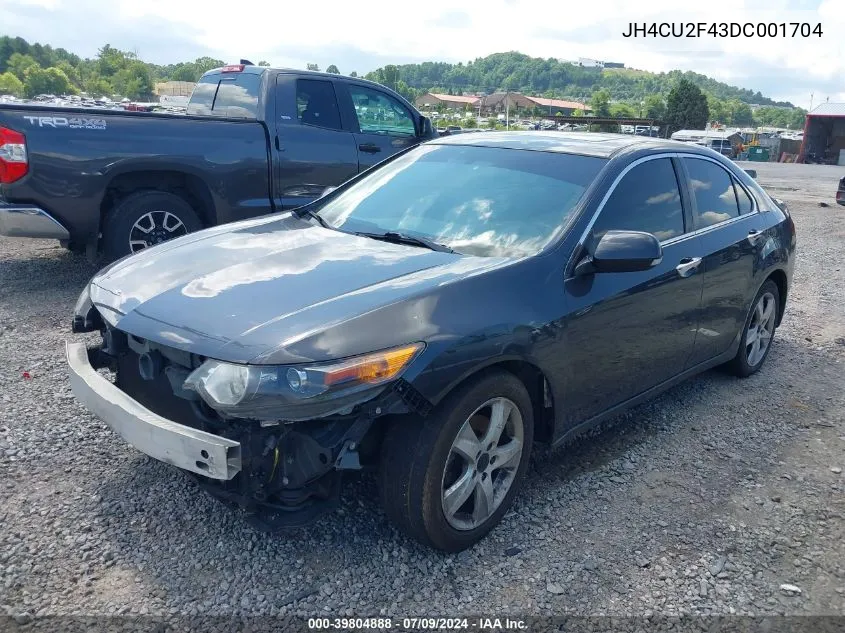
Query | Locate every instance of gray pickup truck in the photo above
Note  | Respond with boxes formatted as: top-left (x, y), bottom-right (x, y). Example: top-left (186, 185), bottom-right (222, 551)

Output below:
top-left (0, 64), bottom-right (435, 260)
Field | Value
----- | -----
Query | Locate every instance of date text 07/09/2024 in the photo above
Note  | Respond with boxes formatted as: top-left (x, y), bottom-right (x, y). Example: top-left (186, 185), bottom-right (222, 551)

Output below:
top-left (622, 22), bottom-right (823, 38)
top-left (307, 617), bottom-right (528, 631)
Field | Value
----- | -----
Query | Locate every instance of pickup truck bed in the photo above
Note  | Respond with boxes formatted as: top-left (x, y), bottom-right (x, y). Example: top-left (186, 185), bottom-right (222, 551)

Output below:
top-left (0, 65), bottom-right (434, 260)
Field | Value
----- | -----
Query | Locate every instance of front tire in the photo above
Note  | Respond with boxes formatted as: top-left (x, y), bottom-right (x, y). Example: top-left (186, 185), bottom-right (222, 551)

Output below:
top-left (101, 191), bottom-right (203, 262)
top-left (726, 279), bottom-right (780, 377)
top-left (379, 370), bottom-right (534, 552)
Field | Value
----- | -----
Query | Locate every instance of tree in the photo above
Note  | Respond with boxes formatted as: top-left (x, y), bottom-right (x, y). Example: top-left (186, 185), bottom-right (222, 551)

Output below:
top-left (8, 53), bottom-right (39, 79)
top-left (0, 71), bottom-right (24, 96)
top-left (590, 89), bottom-right (611, 117)
top-left (349, 71), bottom-right (357, 77)
top-left (727, 100), bottom-right (753, 126)
top-left (111, 60), bottom-right (153, 99)
top-left (326, 64), bottom-right (340, 74)
top-left (23, 66), bottom-right (73, 97)
top-left (706, 94), bottom-right (728, 125)
top-left (609, 102), bottom-right (636, 118)
top-left (380, 64), bottom-right (399, 90)
top-left (306, 63), bottom-right (320, 72)
top-left (643, 94), bottom-right (666, 120)
top-left (665, 79), bottom-right (709, 132)
top-left (258, 60), bottom-right (270, 67)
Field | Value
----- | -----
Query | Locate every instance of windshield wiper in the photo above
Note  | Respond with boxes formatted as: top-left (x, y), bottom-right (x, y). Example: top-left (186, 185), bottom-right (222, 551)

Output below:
top-left (355, 231), bottom-right (456, 254)
top-left (297, 208), bottom-right (331, 228)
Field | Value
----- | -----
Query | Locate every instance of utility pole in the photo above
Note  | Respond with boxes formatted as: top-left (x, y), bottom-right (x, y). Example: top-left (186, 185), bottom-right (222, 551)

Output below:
top-left (810, 92), bottom-right (814, 111)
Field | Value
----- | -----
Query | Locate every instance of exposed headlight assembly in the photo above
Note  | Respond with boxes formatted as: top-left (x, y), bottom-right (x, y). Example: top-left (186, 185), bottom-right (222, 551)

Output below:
top-left (183, 342), bottom-right (424, 422)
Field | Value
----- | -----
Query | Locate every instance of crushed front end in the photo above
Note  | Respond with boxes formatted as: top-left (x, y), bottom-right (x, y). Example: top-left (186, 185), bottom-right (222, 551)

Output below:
top-left (67, 302), bottom-right (429, 530)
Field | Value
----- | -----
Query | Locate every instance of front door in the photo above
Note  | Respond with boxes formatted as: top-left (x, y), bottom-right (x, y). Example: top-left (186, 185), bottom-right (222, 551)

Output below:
top-left (336, 83), bottom-right (421, 172)
top-left (273, 75), bottom-right (359, 209)
top-left (562, 156), bottom-right (705, 425)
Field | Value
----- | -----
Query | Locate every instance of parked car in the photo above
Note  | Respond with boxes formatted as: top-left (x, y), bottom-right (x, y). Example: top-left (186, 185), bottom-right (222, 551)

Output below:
top-left (837, 176), bottom-right (845, 205)
top-left (67, 132), bottom-right (795, 552)
top-left (0, 64), bottom-right (435, 260)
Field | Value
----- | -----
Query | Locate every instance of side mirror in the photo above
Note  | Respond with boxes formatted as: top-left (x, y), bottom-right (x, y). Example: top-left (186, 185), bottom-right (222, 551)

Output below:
top-left (575, 230), bottom-right (663, 276)
top-left (420, 115), bottom-right (435, 138)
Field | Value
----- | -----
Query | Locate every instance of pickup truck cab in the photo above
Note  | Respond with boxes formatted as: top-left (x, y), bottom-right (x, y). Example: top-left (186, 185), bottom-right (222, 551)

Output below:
top-left (0, 64), bottom-right (435, 260)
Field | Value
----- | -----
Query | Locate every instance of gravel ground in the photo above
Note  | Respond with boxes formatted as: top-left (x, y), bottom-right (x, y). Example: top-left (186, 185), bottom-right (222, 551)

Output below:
top-left (1, 162), bottom-right (844, 624)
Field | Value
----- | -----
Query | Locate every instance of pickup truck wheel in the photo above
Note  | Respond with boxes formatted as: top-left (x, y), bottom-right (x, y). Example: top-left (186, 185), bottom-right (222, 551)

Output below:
top-left (102, 191), bottom-right (203, 261)
top-left (379, 370), bottom-right (534, 552)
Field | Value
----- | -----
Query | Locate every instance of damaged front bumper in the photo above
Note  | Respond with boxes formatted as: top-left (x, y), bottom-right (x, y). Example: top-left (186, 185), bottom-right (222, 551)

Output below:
top-left (65, 337), bottom-right (424, 529)
top-left (66, 341), bottom-right (242, 480)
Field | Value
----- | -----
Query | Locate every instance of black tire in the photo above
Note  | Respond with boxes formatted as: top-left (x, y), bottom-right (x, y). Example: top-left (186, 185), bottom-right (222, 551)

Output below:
top-left (101, 191), bottom-right (203, 262)
top-left (379, 370), bottom-right (534, 552)
top-left (726, 279), bottom-right (781, 377)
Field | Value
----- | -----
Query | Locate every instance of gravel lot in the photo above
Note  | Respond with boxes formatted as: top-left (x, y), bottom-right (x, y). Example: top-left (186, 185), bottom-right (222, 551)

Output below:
top-left (1, 162), bottom-right (844, 624)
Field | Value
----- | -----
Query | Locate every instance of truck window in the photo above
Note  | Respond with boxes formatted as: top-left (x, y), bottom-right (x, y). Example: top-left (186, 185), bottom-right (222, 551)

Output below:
top-left (347, 85), bottom-right (415, 137)
top-left (296, 79), bottom-right (342, 131)
top-left (187, 73), bottom-right (261, 118)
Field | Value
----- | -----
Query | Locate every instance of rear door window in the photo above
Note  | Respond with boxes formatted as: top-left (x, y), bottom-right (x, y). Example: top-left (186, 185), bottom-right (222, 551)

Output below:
top-left (682, 158), bottom-right (741, 229)
top-left (187, 73), bottom-right (261, 118)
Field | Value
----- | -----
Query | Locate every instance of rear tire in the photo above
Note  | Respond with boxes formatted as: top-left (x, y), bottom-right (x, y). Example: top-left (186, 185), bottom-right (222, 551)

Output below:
top-left (379, 370), bottom-right (534, 552)
top-left (726, 279), bottom-right (780, 377)
top-left (101, 191), bottom-right (203, 262)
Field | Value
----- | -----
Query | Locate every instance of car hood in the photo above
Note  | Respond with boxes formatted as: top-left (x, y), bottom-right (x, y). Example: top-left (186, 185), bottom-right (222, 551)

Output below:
top-left (90, 213), bottom-right (512, 364)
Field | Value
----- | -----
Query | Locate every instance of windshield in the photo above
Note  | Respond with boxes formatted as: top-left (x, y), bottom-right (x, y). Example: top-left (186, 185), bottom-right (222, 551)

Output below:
top-left (315, 144), bottom-right (606, 257)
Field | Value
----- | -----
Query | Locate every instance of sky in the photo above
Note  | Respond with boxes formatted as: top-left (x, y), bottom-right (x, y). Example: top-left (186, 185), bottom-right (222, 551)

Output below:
top-left (2, 0), bottom-right (843, 109)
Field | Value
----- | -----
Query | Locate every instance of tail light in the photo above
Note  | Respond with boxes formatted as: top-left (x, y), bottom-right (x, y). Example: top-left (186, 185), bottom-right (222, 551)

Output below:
top-left (221, 64), bottom-right (245, 73)
top-left (837, 189), bottom-right (844, 203)
top-left (0, 126), bottom-right (28, 184)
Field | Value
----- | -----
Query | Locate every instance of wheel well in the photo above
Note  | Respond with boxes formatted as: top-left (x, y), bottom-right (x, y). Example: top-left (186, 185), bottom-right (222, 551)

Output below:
top-left (766, 269), bottom-right (788, 326)
top-left (485, 360), bottom-right (555, 444)
top-left (99, 170), bottom-right (215, 232)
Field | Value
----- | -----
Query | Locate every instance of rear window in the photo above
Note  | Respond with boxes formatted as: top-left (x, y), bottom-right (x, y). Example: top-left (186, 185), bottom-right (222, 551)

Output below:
top-left (186, 73), bottom-right (261, 118)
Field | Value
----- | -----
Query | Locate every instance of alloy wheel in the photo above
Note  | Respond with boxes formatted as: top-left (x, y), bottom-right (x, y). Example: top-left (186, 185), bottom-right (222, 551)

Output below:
top-left (746, 291), bottom-right (776, 366)
top-left (440, 397), bottom-right (524, 531)
top-left (129, 211), bottom-right (187, 252)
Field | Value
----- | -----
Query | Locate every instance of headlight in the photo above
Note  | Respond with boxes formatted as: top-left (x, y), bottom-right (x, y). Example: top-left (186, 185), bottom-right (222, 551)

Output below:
top-left (183, 342), bottom-right (424, 421)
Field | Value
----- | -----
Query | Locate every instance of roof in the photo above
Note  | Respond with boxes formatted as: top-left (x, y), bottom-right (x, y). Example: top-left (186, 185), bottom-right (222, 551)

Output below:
top-left (429, 131), bottom-right (693, 159)
top-left (807, 102), bottom-right (845, 117)
top-left (523, 96), bottom-right (588, 110)
top-left (425, 93), bottom-right (481, 104)
top-left (672, 129), bottom-right (742, 140)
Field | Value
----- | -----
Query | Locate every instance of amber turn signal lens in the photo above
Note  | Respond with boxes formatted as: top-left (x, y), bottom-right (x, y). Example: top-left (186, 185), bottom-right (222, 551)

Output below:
top-left (323, 343), bottom-right (423, 386)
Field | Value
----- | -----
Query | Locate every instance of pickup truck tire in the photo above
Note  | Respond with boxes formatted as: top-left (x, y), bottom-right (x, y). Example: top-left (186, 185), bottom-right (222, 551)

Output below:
top-left (102, 191), bottom-right (203, 261)
top-left (378, 370), bottom-right (534, 552)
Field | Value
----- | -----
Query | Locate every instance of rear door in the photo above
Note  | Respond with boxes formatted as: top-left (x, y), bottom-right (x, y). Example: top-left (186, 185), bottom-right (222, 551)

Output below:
top-left (334, 82), bottom-right (420, 172)
top-left (678, 155), bottom-right (763, 365)
top-left (272, 74), bottom-right (359, 209)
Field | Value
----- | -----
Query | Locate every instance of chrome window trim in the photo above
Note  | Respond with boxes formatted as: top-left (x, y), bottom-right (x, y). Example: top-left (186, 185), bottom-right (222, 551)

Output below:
top-left (575, 152), bottom-right (761, 254)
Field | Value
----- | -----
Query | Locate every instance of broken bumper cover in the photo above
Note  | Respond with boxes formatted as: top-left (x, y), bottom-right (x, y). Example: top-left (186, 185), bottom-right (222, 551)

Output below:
top-left (65, 341), bottom-right (242, 481)
top-left (0, 202), bottom-right (70, 240)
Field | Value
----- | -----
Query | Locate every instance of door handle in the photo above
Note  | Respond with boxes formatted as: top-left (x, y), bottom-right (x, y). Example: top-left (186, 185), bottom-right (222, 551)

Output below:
top-left (358, 143), bottom-right (381, 154)
top-left (747, 229), bottom-right (764, 246)
top-left (675, 257), bottom-right (702, 278)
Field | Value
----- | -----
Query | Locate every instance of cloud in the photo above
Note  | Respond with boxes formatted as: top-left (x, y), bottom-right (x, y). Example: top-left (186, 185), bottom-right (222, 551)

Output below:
top-left (2, 0), bottom-right (843, 107)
